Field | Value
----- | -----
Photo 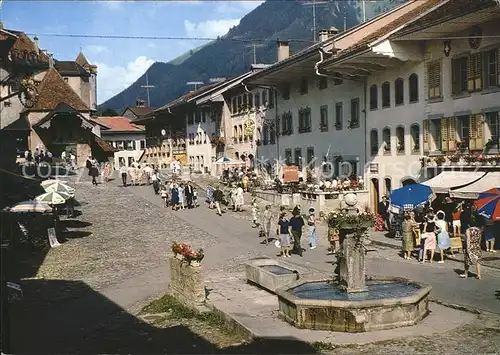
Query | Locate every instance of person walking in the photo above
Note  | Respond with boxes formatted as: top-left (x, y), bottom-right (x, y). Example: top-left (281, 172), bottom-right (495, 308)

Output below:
top-left (289, 207), bottom-right (305, 256)
top-left (261, 205), bottom-right (272, 245)
top-left (234, 183), bottom-right (244, 212)
top-left (421, 214), bottom-right (437, 263)
top-left (185, 181), bottom-right (194, 208)
top-left (171, 183), bottom-right (180, 211)
top-left (160, 184), bottom-right (169, 207)
top-left (278, 212), bottom-right (291, 257)
top-left (90, 158), bottom-right (99, 186)
top-left (119, 164), bottom-right (128, 187)
top-left (402, 212), bottom-right (418, 260)
top-left (178, 183), bottom-right (185, 209)
top-left (213, 185), bottom-right (224, 216)
top-left (452, 202), bottom-right (463, 237)
top-left (151, 169), bottom-right (160, 195)
top-left (460, 225), bottom-right (483, 279)
top-left (378, 196), bottom-right (390, 231)
top-left (103, 162), bottom-right (111, 183)
top-left (436, 210), bottom-right (451, 263)
top-left (251, 199), bottom-right (259, 228)
top-left (307, 208), bottom-right (317, 250)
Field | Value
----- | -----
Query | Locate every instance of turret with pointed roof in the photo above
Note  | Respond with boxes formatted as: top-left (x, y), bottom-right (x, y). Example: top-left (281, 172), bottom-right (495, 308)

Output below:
top-left (75, 51), bottom-right (97, 74)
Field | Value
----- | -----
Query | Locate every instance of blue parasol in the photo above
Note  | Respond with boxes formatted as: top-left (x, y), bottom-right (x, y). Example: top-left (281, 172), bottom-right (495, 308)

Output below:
top-left (390, 184), bottom-right (434, 211)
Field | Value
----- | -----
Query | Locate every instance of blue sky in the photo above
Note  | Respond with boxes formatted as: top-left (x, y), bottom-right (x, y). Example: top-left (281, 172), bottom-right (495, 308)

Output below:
top-left (2, 0), bottom-right (264, 103)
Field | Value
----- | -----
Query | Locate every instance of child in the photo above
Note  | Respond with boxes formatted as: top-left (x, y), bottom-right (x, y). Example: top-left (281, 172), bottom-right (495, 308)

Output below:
top-left (327, 227), bottom-right (340, 255)
top-left (278, 212), bottom-right (291, 257)
top-left (307, 208), bottom-right (317, 250)
top-left (261, 205), bottom-right (272, 245)
top-left (251, 199), bottom-right (259, 228)
top-left (160, 185), bottom-right (168, 208)
top-left (193, 188), bottom-right (199, 207)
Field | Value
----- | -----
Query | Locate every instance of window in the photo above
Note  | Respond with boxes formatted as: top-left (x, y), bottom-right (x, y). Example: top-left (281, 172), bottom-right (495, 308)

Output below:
top-left (282, 84), bottom-right (291, 100)
top-left (369, 84), bottom-right (378, 110)
top-left (298, 108), bottom-right (311, 133)
top-left (269, 123), bottom-right (276, 144)
top-left (381, 82), bottom-right (390, 108)
top-left (335, 102), bottom-right (343, 130)
top-left (300, 77), bottom-right (308, 95)
top-left (285, 149), bottom-right (292, 165)
top-left (486, 111), bottom-right (499, 146)
top-left (268, 89), bottom-right (275, 108)
top-left (188, 111), bottom-right (194, 125)
top-left (349, 98), bottom-right (359, 128)
top-left (370, 130), bottom-right (378, 155)
top-left (409, 74), bottom-right (419, 103)
top-left (140, 140), bottom-right (145, 149)
top-left (294, 148), bottom-right (302, 168)
top-left (410, 124), bottom-right (420, 152)
top-left (395, 78), bottom-right (404, 105)
top-left (262, 90), bottom-right (268, 107)
top-left (262, 125), bottom-right (269, 145)
top-left (431, 119), bottom-right (442, 151)
top-left (382, 127), bottom-right (391, 154)
top-left (428, 61), bottom-right (441, 98)
top-left (237, 95), bottom-right (243, 112)
top-left (306, 147), bottom-right (315, 165)
top-left (242, 93), bottom-right (248, 109)
top-left (195, 109), bottom-right (201, 123)
top-left (248, 93), bottom-right (253, 108)
top-left (202, 108), bottom-right (207, 123)
top-left (451, 57), bottom-right (468, 94)
top-left (467, 52), bottom-right (482, 92)
top-left (231, 97), bottom-right (237, 114)
top-left (384, 178), bottom-right (392, 195)
top-left (396, 126), bottom-right (405, 153)
top-left (320, 105), bottom-right (328, 132)
top-left (254, 92), bottom-right (261, 108)
top-left (319, 77), bottom-right (328, 90)
top-left (281, 111), bottom-right (293, 135)
top-left (458, 115), bottom-right (470, 150)
top-left (485, 49), bottom-right (499, 88)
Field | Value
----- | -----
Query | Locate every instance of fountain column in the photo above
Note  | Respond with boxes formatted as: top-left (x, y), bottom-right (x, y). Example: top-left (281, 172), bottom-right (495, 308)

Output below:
top-left (337, 193), bottom-right (368, 293)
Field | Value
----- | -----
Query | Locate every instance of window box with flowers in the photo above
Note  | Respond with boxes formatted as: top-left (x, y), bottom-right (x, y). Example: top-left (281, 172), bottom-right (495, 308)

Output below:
top-left (396, 143), bottom-right (405, 154)
top-left (383, 143), bottom-right (391, 155)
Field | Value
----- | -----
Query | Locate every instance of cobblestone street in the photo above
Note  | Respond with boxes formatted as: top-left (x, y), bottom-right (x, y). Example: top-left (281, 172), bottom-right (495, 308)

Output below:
top-left (11, 172), bottom-right (500, 353)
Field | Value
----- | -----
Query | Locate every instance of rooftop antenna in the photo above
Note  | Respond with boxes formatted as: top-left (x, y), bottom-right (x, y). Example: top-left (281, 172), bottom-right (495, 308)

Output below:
top-left (141, 73), bottom-right (155, 107)
top-left (244, 42), bottom-right (265, 64)
top-left (302, 0), bottom-right (330, 42)
top-left (186, 81), bottom-right (204, 91)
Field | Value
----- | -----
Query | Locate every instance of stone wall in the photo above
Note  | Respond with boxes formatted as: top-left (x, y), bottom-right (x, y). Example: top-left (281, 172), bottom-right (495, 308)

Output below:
top-left (168, 256), bottom-right (206, 307)
top-left (77, 143), bottom-right (92, 167)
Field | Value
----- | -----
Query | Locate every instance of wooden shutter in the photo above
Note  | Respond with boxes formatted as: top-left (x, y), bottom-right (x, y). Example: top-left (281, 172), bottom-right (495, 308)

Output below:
top-left (423, 119), bottom-right (430, 152)
top-left (474, 53), bottom-right (482, 90)
top-left (448, 117), bottom-right (457, 151)
top-left (441, 117), bottom-right (449, 152)
top-left (469, 115), bottom-right (478, 150)
top-left (467, 56), bottom-right (474, 91)
top-left (497, 48), bottom-right (500, 87)
top-left (452, 59), bottom-right (459, 95)
top-left (475, 113), bottom-right (484, 149)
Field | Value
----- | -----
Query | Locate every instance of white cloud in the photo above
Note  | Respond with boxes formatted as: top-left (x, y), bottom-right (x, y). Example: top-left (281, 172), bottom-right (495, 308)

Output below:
top-left (215, 1), bottom-right (264, 14)
top-left (85, 45), bottom-right (108, 55)
top-left (96, 56), bottom-right (155, 104)
top-left (184, 19), bottom-right (241, 38)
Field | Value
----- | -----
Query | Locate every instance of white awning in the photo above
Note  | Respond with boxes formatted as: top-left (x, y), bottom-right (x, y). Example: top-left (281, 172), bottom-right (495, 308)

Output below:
top-left (450, 172), bottom-right (500, 199)
top-left (420, 171), bottom-right (486, 194)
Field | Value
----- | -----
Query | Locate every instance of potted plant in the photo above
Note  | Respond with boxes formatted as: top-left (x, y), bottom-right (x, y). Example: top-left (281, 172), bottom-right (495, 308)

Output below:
top-left (183, 248), bottom-right (204, 266)
top-left (172, 241), bottom-right (189, 260)
top-left (434, 156), bottom-right (446, 166)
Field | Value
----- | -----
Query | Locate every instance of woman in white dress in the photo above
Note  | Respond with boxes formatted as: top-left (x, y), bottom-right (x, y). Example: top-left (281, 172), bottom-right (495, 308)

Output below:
top-left (234, 183), bottom-right (244, 212)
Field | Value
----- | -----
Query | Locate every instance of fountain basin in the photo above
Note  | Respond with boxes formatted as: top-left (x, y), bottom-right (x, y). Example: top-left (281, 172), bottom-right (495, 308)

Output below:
top-left (244, 258), bottom-right (312, 293)
top-left (276, 275), bottom-right (431, 332)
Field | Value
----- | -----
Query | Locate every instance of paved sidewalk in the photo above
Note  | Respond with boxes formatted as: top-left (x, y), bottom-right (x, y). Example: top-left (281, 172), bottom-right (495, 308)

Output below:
top-left (369, 231), bottom-right (500, 270)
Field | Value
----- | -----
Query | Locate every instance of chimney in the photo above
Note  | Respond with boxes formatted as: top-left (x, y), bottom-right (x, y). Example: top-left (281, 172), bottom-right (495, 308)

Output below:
top-left (277, 39), bottom-right (290, 62)
top-left (318, 27), bottom-right (339, 42)
top-left (33, 36), bottom-right (40, 54)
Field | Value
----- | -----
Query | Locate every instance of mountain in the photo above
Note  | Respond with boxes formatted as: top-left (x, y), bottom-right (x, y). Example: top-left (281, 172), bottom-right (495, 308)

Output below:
top-left (101, 0), bottom-right (403, 112)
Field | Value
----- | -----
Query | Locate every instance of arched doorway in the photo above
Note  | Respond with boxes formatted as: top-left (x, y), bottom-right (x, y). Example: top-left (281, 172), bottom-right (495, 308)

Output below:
top-left (371, 178), bottom-right (380, 214)
top-left (384, 177), bottom-right (392, 197)
top-left (402, 178), bottom-right (417, 186)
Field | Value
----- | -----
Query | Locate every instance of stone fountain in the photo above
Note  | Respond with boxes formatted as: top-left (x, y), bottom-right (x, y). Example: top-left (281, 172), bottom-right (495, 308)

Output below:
top-left (276, 193), bottom-right (432, 332)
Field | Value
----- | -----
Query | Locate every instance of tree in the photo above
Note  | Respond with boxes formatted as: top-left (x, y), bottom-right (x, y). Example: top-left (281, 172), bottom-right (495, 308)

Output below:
top-left (99, 108), bottom-right (119, 116)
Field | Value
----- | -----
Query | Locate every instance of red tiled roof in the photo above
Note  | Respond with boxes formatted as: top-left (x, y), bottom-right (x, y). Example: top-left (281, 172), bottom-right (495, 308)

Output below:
top-left (92, 116), bottom-right (144, 132)
top-left (94, 136), bottom-right (117, 152)
top-left (30, 68), bottom-right (89, 111)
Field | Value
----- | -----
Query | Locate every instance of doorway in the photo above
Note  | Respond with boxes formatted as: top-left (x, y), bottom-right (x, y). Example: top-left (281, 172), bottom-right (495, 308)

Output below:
top-left (384, 177), bottom-right (392, 197)
top-left (371, 178), bottom-right (380, 214)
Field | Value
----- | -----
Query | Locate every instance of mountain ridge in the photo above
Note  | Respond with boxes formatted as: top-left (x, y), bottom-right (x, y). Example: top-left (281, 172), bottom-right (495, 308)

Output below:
top-left (101, 0), bottom-right (401, 111)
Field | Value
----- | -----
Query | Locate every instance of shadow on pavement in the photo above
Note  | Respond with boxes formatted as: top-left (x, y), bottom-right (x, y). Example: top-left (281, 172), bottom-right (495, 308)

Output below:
top-left (60, 220), bottom-right (92, 229)
top-left (10, 279), bottom-right (319, 354)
